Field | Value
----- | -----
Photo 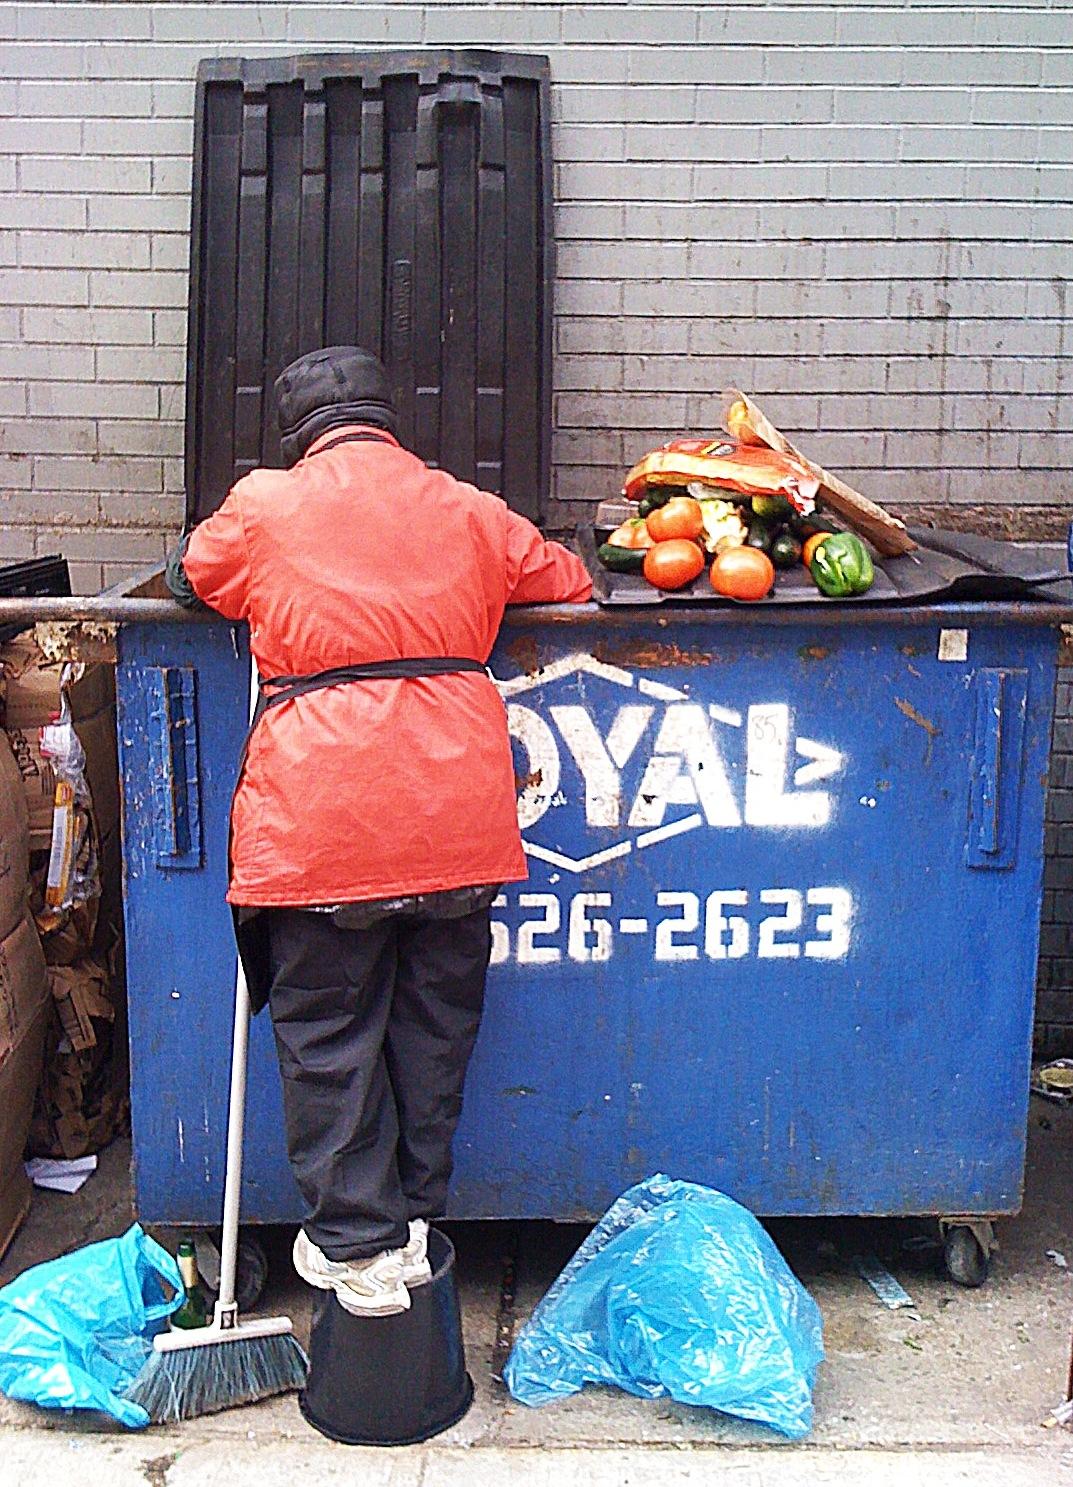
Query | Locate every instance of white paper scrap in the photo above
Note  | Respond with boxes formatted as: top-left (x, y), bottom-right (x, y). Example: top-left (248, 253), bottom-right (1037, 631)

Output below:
top-left (25, 1155), bottom-right (98, 1194)
top-left (854, 1254), bottom-right (915, 1309)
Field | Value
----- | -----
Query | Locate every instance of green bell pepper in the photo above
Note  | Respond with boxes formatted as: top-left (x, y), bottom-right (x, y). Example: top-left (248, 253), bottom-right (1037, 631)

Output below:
top-left (809, 531), bottom-right (875, 597)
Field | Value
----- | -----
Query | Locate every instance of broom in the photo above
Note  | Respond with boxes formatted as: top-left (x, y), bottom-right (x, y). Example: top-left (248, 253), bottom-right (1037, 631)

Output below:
top-left (125, 959), bottom-right (308, 1421)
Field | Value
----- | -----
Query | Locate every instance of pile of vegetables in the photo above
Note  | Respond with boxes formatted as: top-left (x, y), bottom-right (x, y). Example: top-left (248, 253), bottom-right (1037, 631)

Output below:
top-left (598, 484), bottom-right (875, 602)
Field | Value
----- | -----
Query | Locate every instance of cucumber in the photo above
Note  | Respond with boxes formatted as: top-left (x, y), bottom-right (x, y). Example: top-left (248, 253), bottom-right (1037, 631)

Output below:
top-left (790, 511), bottom-right (843, 539)
top-left (770, 530), bottom-right (803, 569)
top-left (751, 494), bottom-right (796, 523)
top-left (598, 542), bottom-right (647, 574)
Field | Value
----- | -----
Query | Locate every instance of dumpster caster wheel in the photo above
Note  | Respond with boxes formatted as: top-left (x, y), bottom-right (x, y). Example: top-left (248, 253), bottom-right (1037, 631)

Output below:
top-left (943, 1226), bottom-right (989, 1288)
top-left (235, 1232), bottom-right (269, 1311)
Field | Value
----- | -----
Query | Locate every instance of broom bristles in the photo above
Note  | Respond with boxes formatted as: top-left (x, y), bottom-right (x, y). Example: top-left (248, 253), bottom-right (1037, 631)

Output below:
top-left (124, 1331), bottom-right (309, 1424)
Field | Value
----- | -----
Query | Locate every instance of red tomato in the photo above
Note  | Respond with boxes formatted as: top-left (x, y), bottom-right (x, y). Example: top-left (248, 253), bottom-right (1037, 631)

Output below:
top-left (608, 519), bottom-right (654, 550)
top-left (645, 496), bottom-right (704, 543)
top-left (709, 546), bottom-right (774, 602)
top-left (643, 538), bottom-right (705, 591)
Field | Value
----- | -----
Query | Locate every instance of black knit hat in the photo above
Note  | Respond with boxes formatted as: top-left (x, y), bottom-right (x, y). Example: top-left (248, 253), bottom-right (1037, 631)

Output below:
top-left (274, 345), bottom-right (399, 465)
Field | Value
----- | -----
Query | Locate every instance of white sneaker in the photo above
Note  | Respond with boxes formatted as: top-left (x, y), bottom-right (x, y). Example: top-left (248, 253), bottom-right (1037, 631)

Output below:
top-left (400, 1218), bottom-right (433, 1288)
top-left (292, 1229), bottom-right (411, 1317)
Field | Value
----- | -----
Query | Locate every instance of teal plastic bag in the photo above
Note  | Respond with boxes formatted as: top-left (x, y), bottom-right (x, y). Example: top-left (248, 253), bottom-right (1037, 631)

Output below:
top-left (503, 1175), bottom-right (825, 1439)
top-left (0, 1223), bottom-right (183, 1428)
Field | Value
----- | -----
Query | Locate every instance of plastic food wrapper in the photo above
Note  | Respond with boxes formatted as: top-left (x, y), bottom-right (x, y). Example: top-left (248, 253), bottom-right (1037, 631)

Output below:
top-left (623, 438), bottom-right (820, 512)
top-left (503, 1175), bottom-right (825, 1439)
top-left (0, 1222), bottom-right (182, 1428)
top-left (38, 663), bottom-right (100, 923)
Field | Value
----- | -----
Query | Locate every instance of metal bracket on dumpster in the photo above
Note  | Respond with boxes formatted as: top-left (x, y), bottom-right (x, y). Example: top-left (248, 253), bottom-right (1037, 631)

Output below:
top-left (966, 668), bottom-right (1027, 871)
top-left (146, 665), bottom-right (202, 870)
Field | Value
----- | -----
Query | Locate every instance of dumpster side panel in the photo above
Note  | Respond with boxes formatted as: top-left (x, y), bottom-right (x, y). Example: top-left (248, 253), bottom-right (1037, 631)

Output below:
top-left (122, 612), bottom-right (1056, 1223)
top-left (118, 621), bottom-right (302, 1224)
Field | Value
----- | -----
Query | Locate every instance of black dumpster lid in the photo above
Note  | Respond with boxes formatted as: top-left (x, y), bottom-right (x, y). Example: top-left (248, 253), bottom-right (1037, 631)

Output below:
top-left (186, 50), bottom-right (552, 527)
top-left (584, 525), bottom-right (1073, 608)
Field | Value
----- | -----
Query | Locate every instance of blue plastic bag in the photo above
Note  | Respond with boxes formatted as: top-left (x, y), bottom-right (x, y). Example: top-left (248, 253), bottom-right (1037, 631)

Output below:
top-left (0, 1223), bottom-right (183, 1428)
top-left (503, 1175), bottom-right (825, 1439)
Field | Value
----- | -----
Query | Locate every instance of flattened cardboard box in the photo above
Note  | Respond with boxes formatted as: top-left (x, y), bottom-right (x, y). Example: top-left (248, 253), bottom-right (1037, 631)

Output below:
top-left (0, 912), bottom-right (49, 1259)
top-left (0, 734), bottom-right (29, 943)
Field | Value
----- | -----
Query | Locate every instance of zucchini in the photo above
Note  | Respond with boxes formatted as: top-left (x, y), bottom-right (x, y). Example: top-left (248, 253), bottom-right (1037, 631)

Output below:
top-left (790, 511), bottom-right (843, 539)
top-left (745, 519), bottom-right (774, 554)
top-left (597, 542), bottom-right (647, 574)
top-left (770, 530), bottom-right (803, 569)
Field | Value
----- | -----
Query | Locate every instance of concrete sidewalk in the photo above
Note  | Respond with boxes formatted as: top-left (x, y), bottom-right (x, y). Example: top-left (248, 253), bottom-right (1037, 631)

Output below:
top-left (1, 1103), bottom-right (1071, 1485)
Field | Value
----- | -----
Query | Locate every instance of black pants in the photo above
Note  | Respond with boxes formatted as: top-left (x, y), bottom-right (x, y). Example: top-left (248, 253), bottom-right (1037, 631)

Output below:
top-left (265, 906), bottom-right (490, 1260)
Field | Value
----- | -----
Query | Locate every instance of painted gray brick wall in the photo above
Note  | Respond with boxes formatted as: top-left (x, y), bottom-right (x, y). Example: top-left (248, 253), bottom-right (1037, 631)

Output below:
top-left (2, 3), bottom-right (1072, 1043)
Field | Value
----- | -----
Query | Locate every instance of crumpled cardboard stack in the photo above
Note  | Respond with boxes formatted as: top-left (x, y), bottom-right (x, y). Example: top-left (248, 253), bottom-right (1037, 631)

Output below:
top-left (0, 731), bottom-right (49, 1259)
top-left (0, 635), bottom-right (129, 1164)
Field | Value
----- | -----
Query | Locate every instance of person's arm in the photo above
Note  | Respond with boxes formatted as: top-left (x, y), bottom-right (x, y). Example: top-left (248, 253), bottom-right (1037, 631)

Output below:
top-left (504, 510), bottom-right (592, 605)
top-left (168, 489), bottom-right (253, 621)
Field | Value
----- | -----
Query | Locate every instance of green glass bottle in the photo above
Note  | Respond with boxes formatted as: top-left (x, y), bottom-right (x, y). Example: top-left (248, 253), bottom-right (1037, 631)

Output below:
top-left (170, 1238), bottom-right (209, 1330)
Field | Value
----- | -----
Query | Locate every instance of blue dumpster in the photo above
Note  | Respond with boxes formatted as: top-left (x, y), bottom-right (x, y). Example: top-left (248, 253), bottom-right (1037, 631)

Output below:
top-left (115, 596), bottom-right (1065, 1257)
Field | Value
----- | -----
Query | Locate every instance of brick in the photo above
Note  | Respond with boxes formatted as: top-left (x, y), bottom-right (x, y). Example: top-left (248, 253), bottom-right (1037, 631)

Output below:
top-left (821, 318), bottom-right (947, 355)
top-left (957, 320), bottom-right (1061, 358)
top-left (88, 194), bottom-right (189, 231)
top-left (626, 123), bottom-right (761, 161)
top-left (17, 4), bottom-right (150, 39)
top-left (622, 353), bottom-right (729, 391)
top-left (423, 7), bottom-right (560, 45)
top-left (760, 124), bottom-right (900, 161)
top-left (0, 267), bottom-right (86, 305)
top-left (905, 48), bottom-right (1042, 87)
top-left (0, 194), bottom-right (86, 228)
top-left (291, 5), bottom-right (425, 44)
top-left (834, 88), bottom-right (972, 125)
top-left (152, 309), bottom-right (188, 346)
top-left (0, 231), bottom-right (13, 266)
top-left (765, 47), bottom-right (902, 86)
top-left (556, 279), bottom-right (623, 315)
top-left (98, 492), bottom-right (185, 528)
top-left (150, 4), bottom-right (287, 42)
top-left (33, 455), bottom-right (161, 492)
top-left (690, 318), bottom-right (824, 357)
top-left (3, 118), bottom-right (82, 152)
top-left (0, 418), bottom-right (96, 454)
top-left (689, 241), bottom-right (825, 279)
top-left (0, 159), bottom-right (17, 192)
top-left (823, 241), bottom-right (952, 279)
top-left (6, 43), bottom-right (87, 79)
top-left (0, 453), bottom-right (31, 490)
top-left (18, 79), bottom-right (153, 115)
top-left (18, 231), bottom-right (150, 269)
top-left (90, 268), bottom-right (187, 308)
top-left (21, 154), bottom-right (151, 194)
top-left (22, 307), bottom-right (153, 344)
top-left (95, 345), bottom-right (185, 382)
top-left (0, 381), bottom-right (25, 416)
top-left (558, 161), bottom-right (694, 200)
top-left (31, 526), bottom-right (166, 561)
top-left (0, 308), bottom-right (17, 340)
top-left (151, 234), bottom-right (190, 271)
top-left (554, 203), bottom-right (625, 239)
top-left (161, 457), bottom-right (183, 493)
top-left (29, 381), bottom-right (158, 419)
top-left (749, 279), bottom-right (890, 319)
top-left (750, 357), bottom-right (885, 395)
top-left (624, 202), bottom-right (759, 239)
top-left (557, 317), bottom-right (690, 355)
top-left (696, 85), bottom-right (833, 124)
top-left (554, 85), bottom-right (695, 125)
top-left (545, 50), bottom-right (629, 84)
top-left (701, 8), bottom-right (837, 44)
top-left (556, 392), bottom-right (689, 429)
top-left (0, 488), bottom-right (98, 525)
top-left (976, 9), bottom-right (1073, 46)
top-left (552, 429), bottom-right (624, 466)
top-left (564, 8), bottom-right (696, 44)
top-left (839, 9), bottom-right (978, 46)
top-left (763, 203), bottom-right (897, 238)
top-left (551, 124), bottom-right (626, 163)
top-left (903, 127), bottom-right (1039, 164)
top-left (819, 394), bottom-right (944, 432)
top-left (557, 241), bottom-right (689, 279)
top-left (627, 46), bottom-right (763, 85)
top-left (63, 559), bottom-right (103, 595)
top-left (0, 526), bottom-right (36, 560)
top-left (827, 164), bottom-right (966, 201)
top-left (623, 280), bottom-right (756, 318)
top-left (0, 340), bottom-right (92, 377)
top-left (152, 158), bottom-right (192, 194)
top-left (971, 87), bottom-right (1073, 127)
top-left (693, 163), bottom-right (829, 202)
top-left (151, 81), bottom-right (195, 117)
top-left (83, 117), bottom-right (193, 156)
top-left (97, 419), bottom-right (184, 457)
top-left (553, 355), bottom-right (624, 392)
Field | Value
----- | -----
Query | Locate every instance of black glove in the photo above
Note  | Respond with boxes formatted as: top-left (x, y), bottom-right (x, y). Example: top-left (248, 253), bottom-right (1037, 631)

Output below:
top-left (164, 532), bottom-right (205, 610)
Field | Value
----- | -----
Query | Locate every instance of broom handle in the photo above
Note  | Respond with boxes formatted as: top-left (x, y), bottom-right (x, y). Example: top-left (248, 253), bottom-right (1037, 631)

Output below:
top-left (217, 648), bottom-right (258, 1320)
top-left (217, 964), bottom-right (250, 1316)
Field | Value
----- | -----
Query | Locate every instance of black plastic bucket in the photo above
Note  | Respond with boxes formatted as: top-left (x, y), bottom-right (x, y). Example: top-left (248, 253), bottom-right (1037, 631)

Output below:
top-left (299, 1227), bottom-right (473, 1446)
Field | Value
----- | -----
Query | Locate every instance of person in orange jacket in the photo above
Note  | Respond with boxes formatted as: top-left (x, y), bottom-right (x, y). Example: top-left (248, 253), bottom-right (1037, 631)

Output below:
top-left (168, 346), bottom-right (591, 1316)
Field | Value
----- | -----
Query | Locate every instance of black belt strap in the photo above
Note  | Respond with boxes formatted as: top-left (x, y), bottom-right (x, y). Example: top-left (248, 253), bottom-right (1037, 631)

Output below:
top-left (257, 656), bottom-right (487, 715)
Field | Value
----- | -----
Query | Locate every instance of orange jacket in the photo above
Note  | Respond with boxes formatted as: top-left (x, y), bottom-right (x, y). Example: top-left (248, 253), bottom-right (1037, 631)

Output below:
top-left (182, 427), bottom-right (592, 906)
